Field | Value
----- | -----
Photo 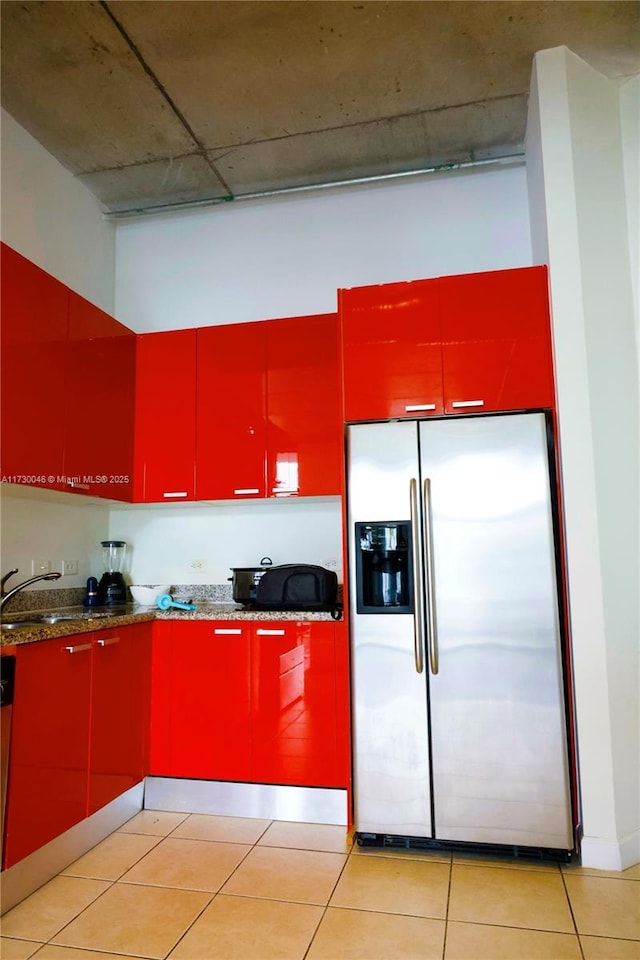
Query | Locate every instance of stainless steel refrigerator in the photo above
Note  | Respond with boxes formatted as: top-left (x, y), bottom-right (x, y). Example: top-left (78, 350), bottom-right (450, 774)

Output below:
top-left (346, 412), bottom-right (574, 853)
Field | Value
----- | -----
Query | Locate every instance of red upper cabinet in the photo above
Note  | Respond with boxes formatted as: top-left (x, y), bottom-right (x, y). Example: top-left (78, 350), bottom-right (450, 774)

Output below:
top-left (134, 329), bottom-right (197, 502)
top-left (266, 314), bottom-right (343, 498)
top-left (1, 244), bottom-right (69, 488)
top-left (340, 279), bottom-right (443, 422)
top-left (440, 267), bottom-right (555, 413)
top-left (196, 322), bottom-right (267, 500)
top-left (340, 268), bottom-right (556, 422)
top-left (64, 292), bottom-right (136, 500)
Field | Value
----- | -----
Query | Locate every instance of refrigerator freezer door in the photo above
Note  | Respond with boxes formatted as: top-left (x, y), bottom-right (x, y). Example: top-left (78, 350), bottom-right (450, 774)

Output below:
top-left (347, 421), bottom-right (432, 837)
top-left (420, 412), bottom-right (572, 849)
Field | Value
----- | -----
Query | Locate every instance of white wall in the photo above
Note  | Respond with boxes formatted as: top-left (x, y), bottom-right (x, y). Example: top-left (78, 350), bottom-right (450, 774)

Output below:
top-left (0, 486), bottom-right (343, 596)
top-left (0, 485), bottom-right (111, 595)
top-left (108, 497), bottom-right (343, 588)
top-left (526, 47), bottom-right (639, 870)
top-left (115, 162), bottom-right (533, 332)
top-left (0, 112), bottom-right (118, 599)
top-left (0, 109), bottom-right (116, 313)
top-left (110, 161), bottom-right (535, 594)
top-left (619, 76), bottom-right (639, 350)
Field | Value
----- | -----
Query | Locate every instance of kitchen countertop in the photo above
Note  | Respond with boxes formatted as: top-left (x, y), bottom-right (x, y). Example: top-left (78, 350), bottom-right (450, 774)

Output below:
top-left (0, 602), bottom-right (343, 647)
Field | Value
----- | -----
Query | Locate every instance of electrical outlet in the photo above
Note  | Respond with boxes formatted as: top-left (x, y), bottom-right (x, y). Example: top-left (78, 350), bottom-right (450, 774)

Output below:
top-left (31, 558), bottom-right (51, 575)
top-left (323, 558), bottom-right (339, 569)
top-left (187, 558), bottom-right (208, 572)
top-left (61, 559), bottom-right (78, 576)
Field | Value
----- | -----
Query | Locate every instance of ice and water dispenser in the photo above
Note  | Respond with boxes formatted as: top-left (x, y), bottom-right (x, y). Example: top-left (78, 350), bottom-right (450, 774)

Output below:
top-left (354, 522), bottom-right (414, 614)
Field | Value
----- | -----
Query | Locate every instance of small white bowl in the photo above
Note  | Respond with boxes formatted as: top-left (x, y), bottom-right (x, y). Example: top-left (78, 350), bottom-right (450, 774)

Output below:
top-left (130, 585), bottom-right (171, 606)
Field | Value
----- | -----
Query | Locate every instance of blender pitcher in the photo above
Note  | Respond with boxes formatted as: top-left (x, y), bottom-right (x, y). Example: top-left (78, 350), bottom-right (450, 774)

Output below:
top-left (97, 540), bottom-right (127, 605)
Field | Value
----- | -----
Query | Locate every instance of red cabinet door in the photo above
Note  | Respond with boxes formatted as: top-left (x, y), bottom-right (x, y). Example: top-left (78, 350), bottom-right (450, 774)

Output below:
top-left (149, 620), bottom-right (172, 774)
top-left (134, 329), bottom-right (196, 502)
top-left (89, 623), bottom-right (152, 815)
top-left (149, 621), bottom-right (251, 781)
top-left (340, 279), bottom-right (443, 422)
top-left (196, 323), bottom-right (267, 500)
top-left (0, 244), bottom-right (69, 489)
top-left (266, 314), bottom-right (343, 497)
top-left (333, 619), bottom-right (352, 796)
top-left (440, 267), bottom-right (555, 414)
top-left (4, 635), bottom-right (93, 868)
top-left (64, 292), bottom-right (136, 500)
top-left (250, 621), bottom-right (345, 788)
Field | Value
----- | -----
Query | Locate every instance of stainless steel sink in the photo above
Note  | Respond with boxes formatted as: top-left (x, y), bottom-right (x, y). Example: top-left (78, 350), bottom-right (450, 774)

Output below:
top-left (1, 608), bottom-right (128, 634)
top-left (38, 614), bottom-right (83, 624)
top-left (0, 621), bottom-right (44, 632)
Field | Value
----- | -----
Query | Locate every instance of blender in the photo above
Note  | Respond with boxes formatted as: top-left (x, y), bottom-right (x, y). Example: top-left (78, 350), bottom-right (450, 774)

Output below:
top-left (97, 540), bottom-right (128, 605)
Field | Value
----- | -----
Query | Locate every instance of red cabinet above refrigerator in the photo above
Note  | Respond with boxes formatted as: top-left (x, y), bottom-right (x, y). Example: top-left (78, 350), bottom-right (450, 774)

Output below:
top-left (340, 266), bottom-right (555, 422)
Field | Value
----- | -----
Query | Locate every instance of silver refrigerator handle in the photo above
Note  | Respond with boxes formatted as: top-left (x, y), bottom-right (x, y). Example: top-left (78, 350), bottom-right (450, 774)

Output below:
top-left (409, 478), bottom-right (425, 674)
top-left (423, 477), bottom-right (439, 675)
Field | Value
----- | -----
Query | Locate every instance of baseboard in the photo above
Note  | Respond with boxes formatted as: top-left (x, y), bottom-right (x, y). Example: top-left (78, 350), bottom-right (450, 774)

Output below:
top-left (580, 828), bottom-right (640, 871)
top-left (1, 782), bottom-right (144, 914)
top-left (144, 777), bottom-right (348, 826)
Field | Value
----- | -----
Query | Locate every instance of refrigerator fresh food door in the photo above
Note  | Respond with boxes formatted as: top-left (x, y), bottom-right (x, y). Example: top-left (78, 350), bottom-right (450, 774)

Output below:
top-left (420, 412), bottom-right (572, 849)
top-left (347, 420), bottom-right (432, 838)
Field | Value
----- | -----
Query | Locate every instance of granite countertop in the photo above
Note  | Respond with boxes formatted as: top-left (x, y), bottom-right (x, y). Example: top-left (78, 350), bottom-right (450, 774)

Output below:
top-left (0, 601), bottom-right (343, 648)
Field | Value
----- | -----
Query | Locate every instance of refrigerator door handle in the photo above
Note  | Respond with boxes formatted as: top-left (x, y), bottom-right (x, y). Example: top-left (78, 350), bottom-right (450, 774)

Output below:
top-left (423, 477), bottom-right (439, 675)
top-left (409, 477), bottom-right (425, 674)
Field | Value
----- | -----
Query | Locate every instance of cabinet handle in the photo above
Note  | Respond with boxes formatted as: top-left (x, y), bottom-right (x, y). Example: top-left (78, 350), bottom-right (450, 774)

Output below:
top-left (162, 491), bottom-right (188, 498)
top-left (405, 403), bottom-right (436, 412)
top-left (451, 400), bottom-right (485, 408)
top-left (97, 636), bottom-right (120, 646)
top-left (65, 642), bottom-right (92, 654)
top-left (256, 628), bottom-right (286, 636)
top-left (213, 628), bottom-right (243, 635)
top-left (233, 488), bottom-right (260, 495)
top-left (67, 481), bottom-right (91, 491)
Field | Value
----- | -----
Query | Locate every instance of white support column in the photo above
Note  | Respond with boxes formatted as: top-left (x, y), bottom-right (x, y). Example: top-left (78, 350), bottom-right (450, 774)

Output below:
top-left (526, 47), bottom-right (639, 870)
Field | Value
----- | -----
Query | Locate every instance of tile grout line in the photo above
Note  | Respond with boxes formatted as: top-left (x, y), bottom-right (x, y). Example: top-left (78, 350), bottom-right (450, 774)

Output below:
top-left (441, 853), bottom-right (454, 960)
top-left (41, 817), bottom-right (191, 950)
top-left (301, 831), bottom-right (355, 959)
top-left (559, 868), bottom-right (587, 960)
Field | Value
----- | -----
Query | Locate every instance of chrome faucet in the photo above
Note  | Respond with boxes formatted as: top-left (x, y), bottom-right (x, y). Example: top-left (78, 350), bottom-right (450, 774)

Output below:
top-left (1, 568), bottom-right (63, 612)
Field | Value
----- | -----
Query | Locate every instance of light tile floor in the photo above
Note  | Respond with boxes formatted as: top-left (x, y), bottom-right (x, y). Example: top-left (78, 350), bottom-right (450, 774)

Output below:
top-left (1, 811), bottom-right (639, 959)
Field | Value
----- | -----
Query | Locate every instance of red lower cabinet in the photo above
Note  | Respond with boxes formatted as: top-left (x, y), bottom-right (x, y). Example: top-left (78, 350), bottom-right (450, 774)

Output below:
top-left (4, 624), bottom-right (152, 869)
top-left (149, 619), bottom-right (349, 790)
top-left (89, 623), bottom-right (152, 815)
top-left (4, 635), bottom-right (93, 867)
top-left (149, 621), bottom-right (252, 781)
top-left (250, 622), bottom-right (346, 788)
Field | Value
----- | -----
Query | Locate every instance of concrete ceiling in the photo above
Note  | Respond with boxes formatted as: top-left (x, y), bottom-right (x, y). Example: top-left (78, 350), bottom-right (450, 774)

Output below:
top-left (1, 1), bottom-right (638, 216)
